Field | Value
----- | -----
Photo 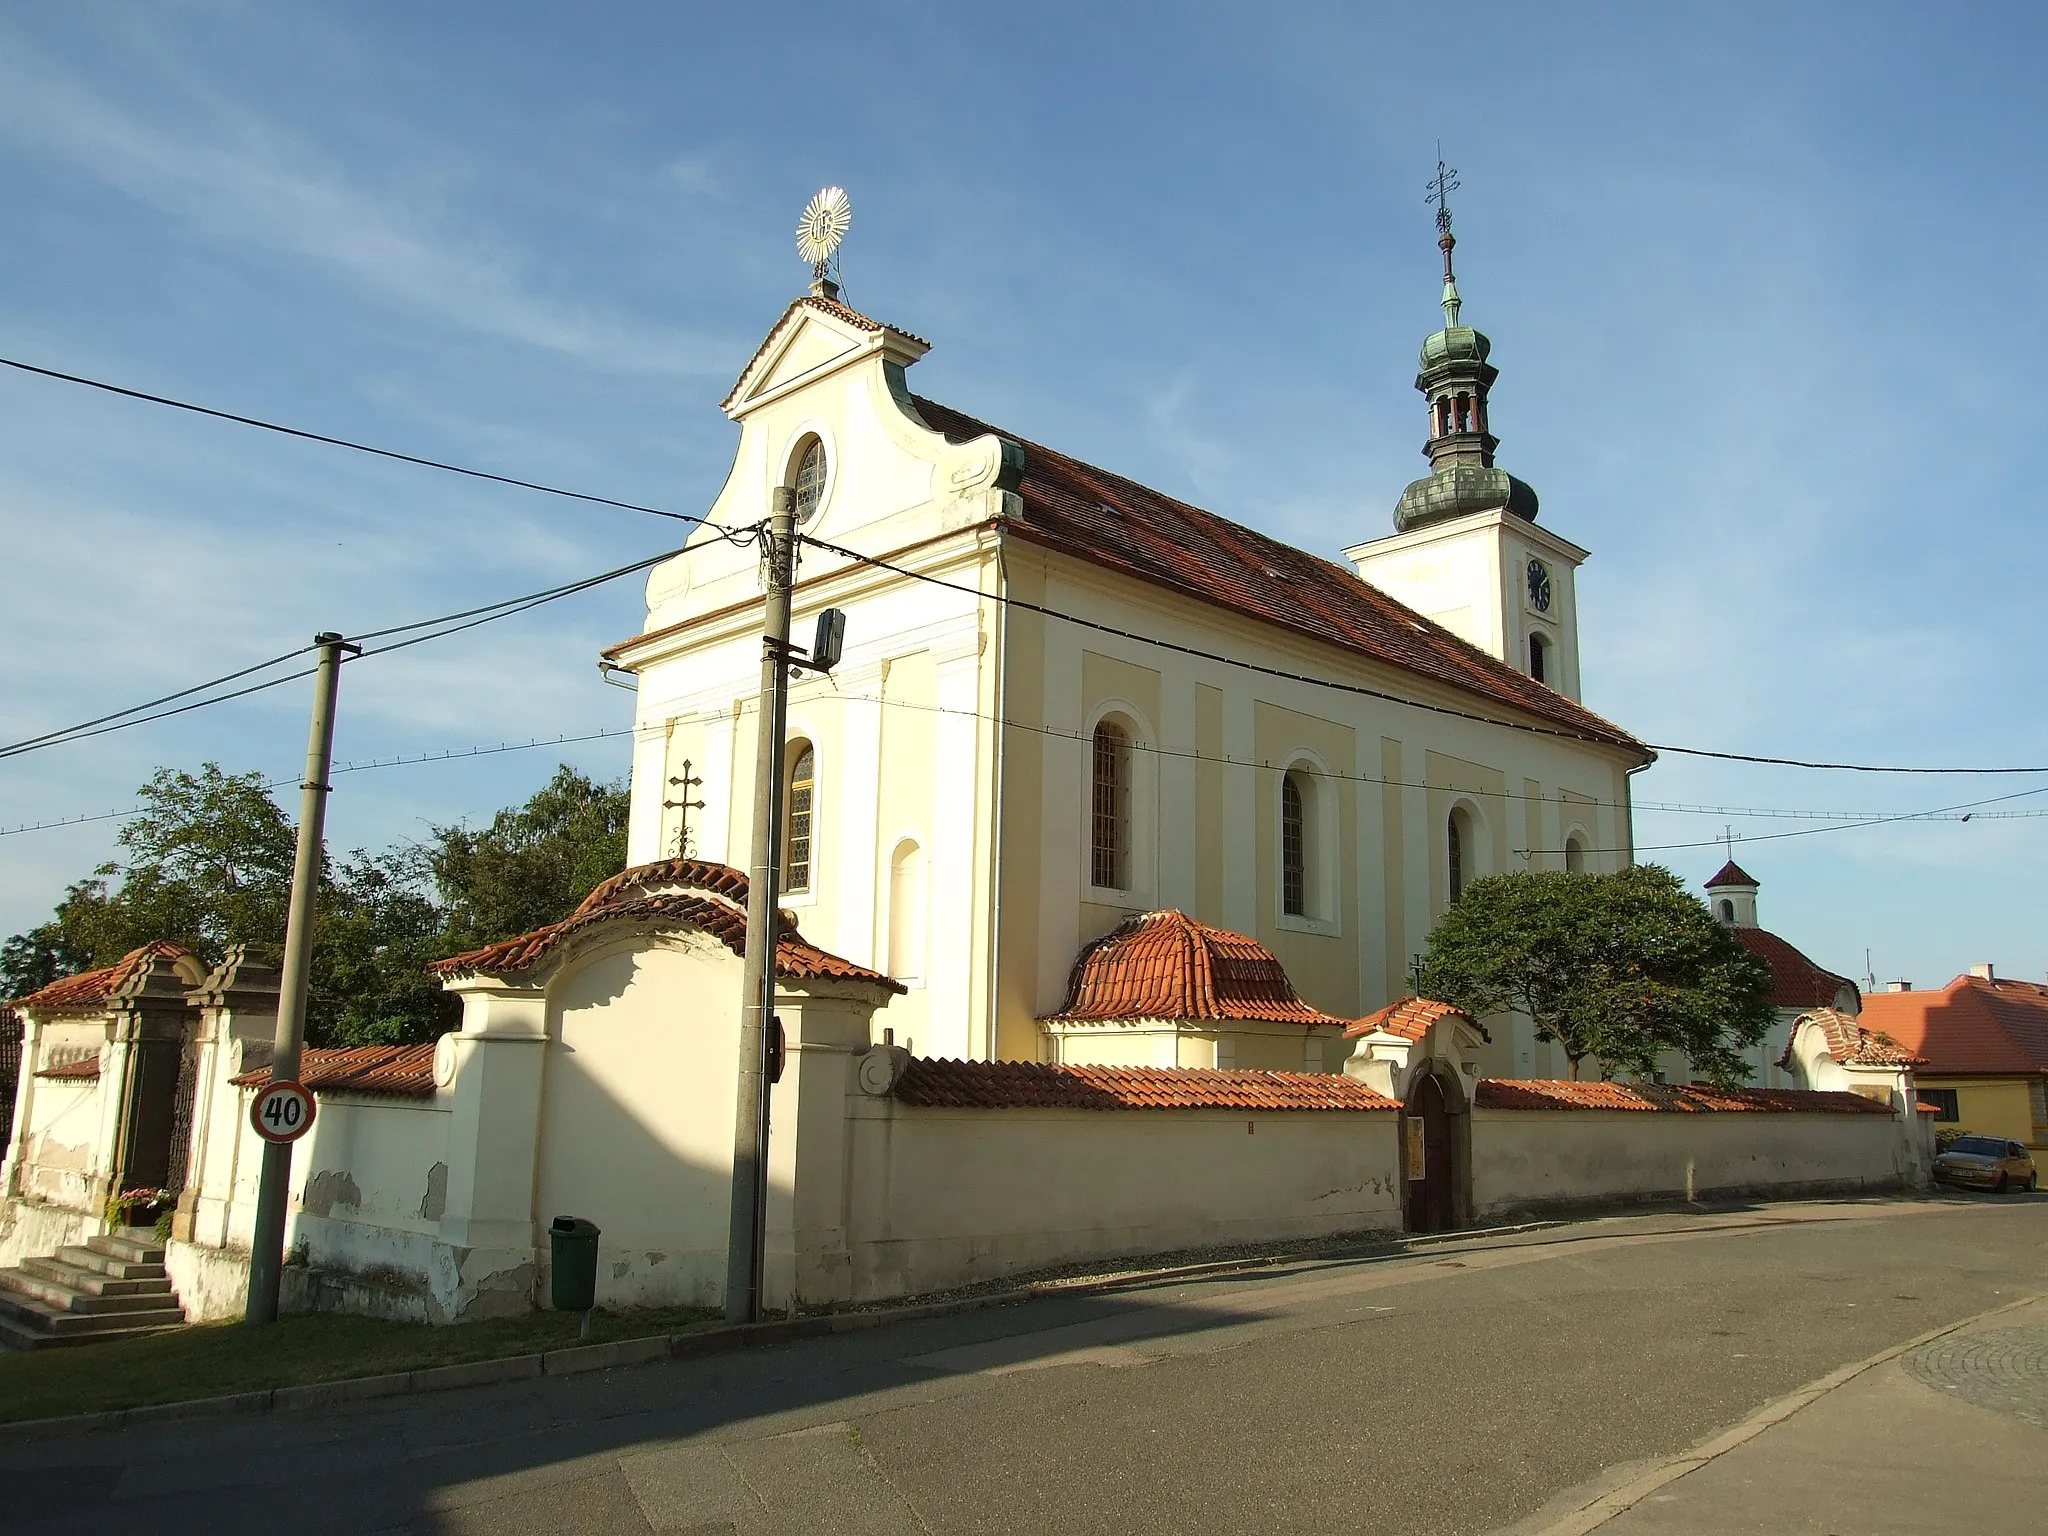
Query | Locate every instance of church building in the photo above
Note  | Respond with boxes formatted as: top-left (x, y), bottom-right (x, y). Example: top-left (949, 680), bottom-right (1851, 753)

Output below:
top-left (604, 201), bottom-right (1652, 1079)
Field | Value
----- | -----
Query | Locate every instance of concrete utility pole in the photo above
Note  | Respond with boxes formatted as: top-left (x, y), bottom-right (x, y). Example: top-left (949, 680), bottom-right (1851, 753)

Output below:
top-left (245, 632), bottom-right (357, 1325)
top-left (725, 487), bottom-right (797, 1325)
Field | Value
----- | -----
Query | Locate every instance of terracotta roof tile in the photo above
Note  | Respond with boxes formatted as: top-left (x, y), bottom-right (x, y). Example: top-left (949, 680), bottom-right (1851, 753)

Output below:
top-left (1859, 975), bottom-right (2048, 1077)
top-left (232, 1043), bottom-right (437, 1099)
top-left (10, 941), bottom-right (197, 1011)
top-left (909, 395), bottom-right (1646, 756)
top-left (1777, 1006), bottom-right (1926, 1070)
top-left (1345, 996), bottom-right (1491, 1042)
top-left (893, 1058), bottom-right (1397, 1112)
top-left (1705, 861), bottom-right (1759, 889)
top-left (1042, 910), bottom-right (1343, 1027)
top-left (429, 861), bottom-right (902, 992)
top-left (1732, 927), bottom-right (1860, 1012)
top-left (1474, 1079), bottom-right (1893, 1114)
top-left (33, 1057), bottom-right (101, 1081)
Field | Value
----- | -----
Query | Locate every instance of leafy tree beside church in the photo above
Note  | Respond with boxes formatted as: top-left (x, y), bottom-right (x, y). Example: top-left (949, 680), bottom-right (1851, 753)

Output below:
top-left (0, 762), bottom-right (628, 1047)
top-left (1415, 864), bottom-right (1775, 1087)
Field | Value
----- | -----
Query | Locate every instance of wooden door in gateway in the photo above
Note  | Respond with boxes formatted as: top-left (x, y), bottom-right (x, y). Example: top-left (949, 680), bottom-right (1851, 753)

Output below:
top-left (1405, 1073), bottom-right (1454, 1233)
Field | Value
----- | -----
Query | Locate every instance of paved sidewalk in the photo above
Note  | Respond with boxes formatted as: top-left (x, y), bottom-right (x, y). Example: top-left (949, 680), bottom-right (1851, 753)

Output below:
top-left (1522, 1296), bottom-right (2047, 1535)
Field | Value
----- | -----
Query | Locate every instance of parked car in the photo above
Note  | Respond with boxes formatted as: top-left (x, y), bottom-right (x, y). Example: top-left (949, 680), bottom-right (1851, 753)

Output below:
top-left (1932, 1134), bottom-right (2038, 1192)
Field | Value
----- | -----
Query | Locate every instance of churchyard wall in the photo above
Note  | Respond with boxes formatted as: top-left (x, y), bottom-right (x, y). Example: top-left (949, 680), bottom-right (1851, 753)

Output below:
top-left (831, 1096), bottom-right (1405, 1304)
top-left (1469, 1105), bottom-right (1916, 1222)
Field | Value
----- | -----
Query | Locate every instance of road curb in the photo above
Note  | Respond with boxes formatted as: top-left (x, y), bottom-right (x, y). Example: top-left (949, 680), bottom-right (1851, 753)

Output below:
top-left (1510, 1290), bottom-right (2047, 1536)
top-left (9, 1211), bottom-right (1821, 1447)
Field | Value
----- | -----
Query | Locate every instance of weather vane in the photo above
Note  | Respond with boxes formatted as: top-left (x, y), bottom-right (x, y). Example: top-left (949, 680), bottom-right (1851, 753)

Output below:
top-left (797, 186), bottom-right (851, 295)
top-left (1425, 148), bottom-right (1459, 236)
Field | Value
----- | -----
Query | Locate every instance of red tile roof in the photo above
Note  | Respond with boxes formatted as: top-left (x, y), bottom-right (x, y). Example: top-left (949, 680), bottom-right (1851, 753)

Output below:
top-left (1345, 996), bottom-right (1491, 1042)
top-left (33, 1057), bottom-right (101, 1081)
top-left (1705, 861), bottom-right (1758, 889)
top-left (1859, 975), bottom-right (2048, 1078)
top-left (1474, 1079), bottom-right (1893, 1114)
top-left (1776, 1006), bottom-right (1926, 1070)
top-left (893, 1058), bottom-right (1397, 1112)
top-left (908, 395), bottom-right (1646, 756)
top-left (1732, 927), bottom-right (1860, 1012)
top-left (1042, 910), bottom-right (1345, 1027)
top-left (232, 1043), bottom-right (437, 1099)
top-left (9, 941), bottom-right (198, 1011)
top-left (429, 861), bottom-right (901, 992)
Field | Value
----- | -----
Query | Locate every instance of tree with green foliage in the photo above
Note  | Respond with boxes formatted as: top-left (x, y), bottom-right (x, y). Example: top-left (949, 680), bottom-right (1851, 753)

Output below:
top-left (424, 764), bottom-right (631, 952)
top-left (1, 762), bottom-right (630, 1050)
top-left (1414, 864), bottom-right (1776, 1088)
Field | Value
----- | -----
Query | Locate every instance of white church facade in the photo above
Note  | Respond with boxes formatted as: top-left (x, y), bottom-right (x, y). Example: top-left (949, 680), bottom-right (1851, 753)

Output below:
top-left (607, 217), bottom-right (1652, 1079)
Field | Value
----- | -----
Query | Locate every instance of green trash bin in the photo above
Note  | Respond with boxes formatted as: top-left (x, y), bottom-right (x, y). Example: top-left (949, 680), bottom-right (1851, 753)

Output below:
top-left (549, 1215), bottom-right (601, 1312)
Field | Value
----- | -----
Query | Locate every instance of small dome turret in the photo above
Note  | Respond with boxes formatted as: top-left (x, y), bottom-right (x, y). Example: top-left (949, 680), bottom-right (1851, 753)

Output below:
top-left (1420, 325), bottom-right (1492, 369)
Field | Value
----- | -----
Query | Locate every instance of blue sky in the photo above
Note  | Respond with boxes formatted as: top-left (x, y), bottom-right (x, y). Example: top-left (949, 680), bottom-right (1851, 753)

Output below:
top-left (2, 2), bottom-right (2044, 992)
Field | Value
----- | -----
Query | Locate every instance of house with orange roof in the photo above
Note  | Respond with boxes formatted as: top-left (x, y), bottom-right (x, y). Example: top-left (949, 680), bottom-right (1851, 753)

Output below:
top-left (1859, 966), bottom-right (2048, 1149)
top-left (602, 202), bottom-right (1651, 1079)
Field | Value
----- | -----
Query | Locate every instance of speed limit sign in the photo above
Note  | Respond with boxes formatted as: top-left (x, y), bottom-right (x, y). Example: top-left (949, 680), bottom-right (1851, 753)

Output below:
top-left (251, 1080), bottom-right (317, 1143)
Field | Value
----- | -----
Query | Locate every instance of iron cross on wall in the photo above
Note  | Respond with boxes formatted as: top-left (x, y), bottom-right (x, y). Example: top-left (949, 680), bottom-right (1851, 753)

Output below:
top-left (665, 760), bottom-right (706, 857)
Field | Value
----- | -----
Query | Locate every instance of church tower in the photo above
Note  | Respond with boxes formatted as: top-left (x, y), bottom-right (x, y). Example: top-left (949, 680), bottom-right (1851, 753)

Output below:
top-left (1347, 165), bottom-right (1589, 702)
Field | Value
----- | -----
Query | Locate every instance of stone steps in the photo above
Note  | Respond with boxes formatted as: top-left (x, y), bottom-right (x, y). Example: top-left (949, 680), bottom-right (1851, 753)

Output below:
top-left (0, 1231), bottom-right (185, 1349)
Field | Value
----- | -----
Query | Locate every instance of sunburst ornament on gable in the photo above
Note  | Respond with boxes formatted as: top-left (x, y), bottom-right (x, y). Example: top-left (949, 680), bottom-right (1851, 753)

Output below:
top-left (797, 186), bottom-right (851, 296)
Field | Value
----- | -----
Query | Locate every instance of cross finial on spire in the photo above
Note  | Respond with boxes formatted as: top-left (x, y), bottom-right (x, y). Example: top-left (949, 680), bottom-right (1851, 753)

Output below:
top-left (1425, 147), bottom-right (1463, 327)
top-left (1719, 824), bottom-right (1739, 861)
top-left (1426, 148), bottom-right (1459, 238)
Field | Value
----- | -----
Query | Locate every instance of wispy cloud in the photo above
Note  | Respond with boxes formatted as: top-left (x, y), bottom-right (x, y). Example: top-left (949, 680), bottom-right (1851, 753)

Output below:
top-left (0, 41), bottom-right (727, 376)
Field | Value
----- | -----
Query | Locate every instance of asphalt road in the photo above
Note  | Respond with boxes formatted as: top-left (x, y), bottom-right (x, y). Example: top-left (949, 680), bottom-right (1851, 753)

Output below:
top-left (6, 1195), bottom-right (2042, 1535)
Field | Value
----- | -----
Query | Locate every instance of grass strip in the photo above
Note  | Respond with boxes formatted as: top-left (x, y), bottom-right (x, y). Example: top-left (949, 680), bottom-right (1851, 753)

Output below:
top-left (0, 1305), bottom-right (718, 1423)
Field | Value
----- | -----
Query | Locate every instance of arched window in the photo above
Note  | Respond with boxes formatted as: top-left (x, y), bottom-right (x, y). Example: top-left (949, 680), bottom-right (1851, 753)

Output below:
top-left (784, 742), bottom-right (816, 893)
top-left (1528, 632), bottom-right (1550, 684)
top-left (1564, 835), bottom-right (1586, 875)
top-left (792, 437), bottom-right (826, 523)
top-left (1719, 899), bottom-right (1735, 923)
top-left (887, 840), bottom-right (927, 985)
top-left (1447, 807), bottom-right (1471, 903)
top-left (1281, 772), bottom-right (1308, 916)
top-left (1090, 720), bottom-right (1130, 890)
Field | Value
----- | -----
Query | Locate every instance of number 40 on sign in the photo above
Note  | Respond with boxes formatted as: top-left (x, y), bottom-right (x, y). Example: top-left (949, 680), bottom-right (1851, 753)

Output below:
top-left (251, 1080), bottom-right (317, 1143)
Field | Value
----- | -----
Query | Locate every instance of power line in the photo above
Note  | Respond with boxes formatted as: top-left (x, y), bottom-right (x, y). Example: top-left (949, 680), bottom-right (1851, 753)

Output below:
top-left (0, 355), bottom-right (731, 533)
top-left (0, 548), bottom-right (683, 762)
top-left (0, 645), bottom-right (317, 759)
top-left (796, 533), bottom-right (2048, 777)
top-left (686, 684), bottom-right (2048, 843)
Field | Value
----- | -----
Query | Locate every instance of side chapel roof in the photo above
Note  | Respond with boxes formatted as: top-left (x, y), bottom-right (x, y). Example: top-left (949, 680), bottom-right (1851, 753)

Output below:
top-left (428, 858), bottom-right (901, 991)
top-left (1732, 927), bottom-right (1861, 1013)
top-left (908, 394), bottom-right (1646, 756)
top-left (1040, 910), bottom-right (1347, 1028)
top-left (1345, 995), bottom-right (1492, 1042)
top-left (1777, 1006), bottom-right (1925, 1071)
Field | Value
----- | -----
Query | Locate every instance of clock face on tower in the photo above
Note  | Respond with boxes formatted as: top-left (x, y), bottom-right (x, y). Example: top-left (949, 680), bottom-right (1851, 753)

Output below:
top-left (1526, 558), bottom-right (1553, 613)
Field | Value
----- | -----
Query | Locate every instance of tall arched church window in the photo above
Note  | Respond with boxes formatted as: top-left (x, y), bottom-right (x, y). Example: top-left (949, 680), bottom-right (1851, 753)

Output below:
top-left (1564, 835), bottom-right (1586, 875)
top-left (1447, 809), bottom-right (1468, 903)
top-left (1281, 772), bottom-right (1308, 917)
top-left (784, 742), bottom-right (816, 893)
top-left (1091, 721), bottom-right (1130, 890)
top-left (793, 438), bottom-right (827, 523)
top-left (1528, 632), bottom-right (1549, 684)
